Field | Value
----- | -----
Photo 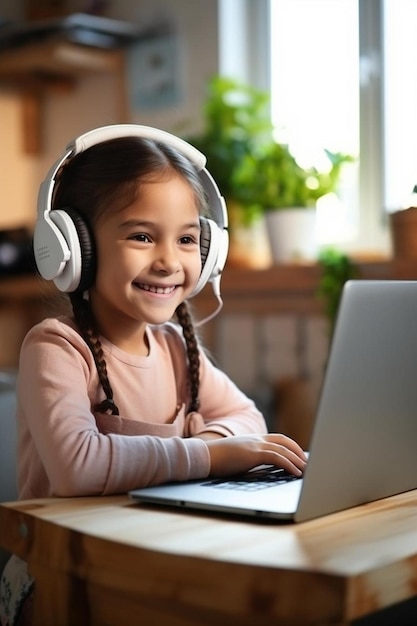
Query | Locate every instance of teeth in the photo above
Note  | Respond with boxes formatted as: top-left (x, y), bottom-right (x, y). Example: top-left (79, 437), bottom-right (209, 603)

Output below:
top-left (138, 283), bottom-right (175, 295)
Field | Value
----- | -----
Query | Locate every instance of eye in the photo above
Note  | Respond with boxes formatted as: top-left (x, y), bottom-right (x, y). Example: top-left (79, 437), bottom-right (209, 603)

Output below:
top-left (179, 235), bottom-right (198, 245)
top-left (130, 233), bottom-right (151, 243)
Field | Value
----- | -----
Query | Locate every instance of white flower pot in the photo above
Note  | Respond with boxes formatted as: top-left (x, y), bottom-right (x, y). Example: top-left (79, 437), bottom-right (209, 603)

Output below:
top-left (265, 207), bottom-right (317, 263)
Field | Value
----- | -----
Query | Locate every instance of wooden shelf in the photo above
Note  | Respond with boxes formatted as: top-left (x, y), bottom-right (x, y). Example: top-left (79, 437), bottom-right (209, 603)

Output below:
top-left (0, 39), bottom-right (125, 80)
top-left (0, 39), bottom-right (127, 153)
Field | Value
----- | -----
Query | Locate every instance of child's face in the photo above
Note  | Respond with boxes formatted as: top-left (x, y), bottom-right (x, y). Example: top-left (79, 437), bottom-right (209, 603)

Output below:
top-left (89, 175), bottom-right (202, 348)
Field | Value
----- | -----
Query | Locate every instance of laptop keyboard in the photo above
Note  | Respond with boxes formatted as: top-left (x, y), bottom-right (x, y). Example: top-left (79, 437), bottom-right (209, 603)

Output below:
top-left (201, 466), bottom-right (301, 491)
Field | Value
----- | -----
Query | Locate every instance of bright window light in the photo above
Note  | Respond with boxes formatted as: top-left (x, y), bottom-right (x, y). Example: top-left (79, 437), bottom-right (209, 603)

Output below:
top-left (270, 0), bottom-right (360, 246)
top-left (384, 0), bottom-right (417, 211)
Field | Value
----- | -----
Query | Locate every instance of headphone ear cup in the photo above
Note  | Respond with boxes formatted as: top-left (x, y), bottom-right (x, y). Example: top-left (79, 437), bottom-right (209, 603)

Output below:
top-left (189, 217), bottom-right (227, 298)
top-left (199, 216), bottom-right (212, 270)
top-left (33, 213), bottom-right (71, 282)
top-left (64, 207), bottom-right (96, 293)
top-left (49, 208), bottom-right (95, 293)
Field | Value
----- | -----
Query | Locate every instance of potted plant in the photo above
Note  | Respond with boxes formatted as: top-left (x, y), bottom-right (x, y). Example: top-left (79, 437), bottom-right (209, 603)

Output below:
top-left (389, 185), bottom-right (417, 261)
top-left (232, 142), bottom-right (354, 262)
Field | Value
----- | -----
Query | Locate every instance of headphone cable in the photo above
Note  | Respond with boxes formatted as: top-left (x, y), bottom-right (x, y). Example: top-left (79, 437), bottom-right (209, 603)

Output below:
top-left (194, 275), bottom-right (223, 327)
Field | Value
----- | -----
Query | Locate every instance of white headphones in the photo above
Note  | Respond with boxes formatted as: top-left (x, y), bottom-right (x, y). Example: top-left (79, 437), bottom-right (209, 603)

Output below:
top-left (33, 124), bottom-right (229, 299)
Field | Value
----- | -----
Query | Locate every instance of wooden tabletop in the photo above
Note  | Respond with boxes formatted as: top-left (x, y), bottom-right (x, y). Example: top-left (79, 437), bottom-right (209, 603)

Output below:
top-left (1, 491), bottom-right (417, 625)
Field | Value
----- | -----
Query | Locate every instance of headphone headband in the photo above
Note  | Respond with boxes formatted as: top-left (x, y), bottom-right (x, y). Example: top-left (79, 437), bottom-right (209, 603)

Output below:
top-left (37, 125), bottom-right (226, 226)
top-left (71, 125), bottom-right (207, 169)
top-left (34, 124), bottom-right (229, 297)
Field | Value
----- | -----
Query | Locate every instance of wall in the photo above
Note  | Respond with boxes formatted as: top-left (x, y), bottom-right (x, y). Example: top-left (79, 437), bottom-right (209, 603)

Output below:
top-left (0, 87), bottom-right (39, 229)
top-left (0, 1), bottom-right (32, 229)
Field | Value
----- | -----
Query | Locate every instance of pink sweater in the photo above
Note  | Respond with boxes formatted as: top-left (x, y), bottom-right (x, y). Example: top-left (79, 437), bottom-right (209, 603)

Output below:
top-left (16, 317), bottom-right (267, 499)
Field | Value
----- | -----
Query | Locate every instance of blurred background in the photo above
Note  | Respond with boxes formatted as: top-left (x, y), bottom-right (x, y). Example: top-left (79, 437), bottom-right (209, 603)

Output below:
top-left (1, 0), bottom-right (416, 444)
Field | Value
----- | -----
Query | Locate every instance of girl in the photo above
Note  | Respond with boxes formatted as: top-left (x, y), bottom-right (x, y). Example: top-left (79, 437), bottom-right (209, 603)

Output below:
top-left (0, 125), bottom-right (306, 625)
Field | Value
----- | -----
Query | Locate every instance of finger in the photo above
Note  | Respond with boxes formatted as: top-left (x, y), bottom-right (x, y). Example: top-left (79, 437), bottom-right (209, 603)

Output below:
top-left (265, 433), bottom-right (308, 461)
top-left (262, 442), bottom-right (308, 471)
top-left (262, 450), bottom-right (305, 476)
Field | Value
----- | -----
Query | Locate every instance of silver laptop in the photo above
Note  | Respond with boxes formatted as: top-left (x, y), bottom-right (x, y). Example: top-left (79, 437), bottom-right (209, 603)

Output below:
top-left (130, 280), bottom-right (417, 522)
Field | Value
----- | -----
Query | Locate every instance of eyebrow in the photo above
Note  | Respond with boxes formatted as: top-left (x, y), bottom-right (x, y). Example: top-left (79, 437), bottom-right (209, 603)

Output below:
top-left (119, 220), bottom-right (201, 231)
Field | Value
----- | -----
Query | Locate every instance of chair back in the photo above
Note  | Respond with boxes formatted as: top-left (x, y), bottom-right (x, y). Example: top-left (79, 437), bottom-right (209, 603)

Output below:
top-left (0, 371), bottom-right (18, 575)
top-left (0, 372), bottom-right (17, 502)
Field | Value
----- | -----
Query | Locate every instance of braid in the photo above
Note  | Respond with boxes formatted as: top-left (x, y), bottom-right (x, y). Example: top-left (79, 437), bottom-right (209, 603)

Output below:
top-left (69, 293), bottom-right (119, 415)
top-left (175, 301), bottom-right (200, 412)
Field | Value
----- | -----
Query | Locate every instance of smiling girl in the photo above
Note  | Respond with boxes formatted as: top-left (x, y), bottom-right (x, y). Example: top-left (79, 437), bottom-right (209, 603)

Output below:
top-left (0, 126), bottom-right (306, 625)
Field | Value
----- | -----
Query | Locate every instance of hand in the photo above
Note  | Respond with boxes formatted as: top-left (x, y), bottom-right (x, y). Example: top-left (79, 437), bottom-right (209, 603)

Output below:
top-left (206, 433), bottom-right (307, 478)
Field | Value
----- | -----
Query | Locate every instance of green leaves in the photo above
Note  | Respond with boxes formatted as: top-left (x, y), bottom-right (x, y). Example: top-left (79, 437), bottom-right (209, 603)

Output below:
top-left (317, 248), bottom-right (357, 335)
top-left (185, 76), bottom-right (272, 209)
top-left (183, 76), bottom-right (355, 225)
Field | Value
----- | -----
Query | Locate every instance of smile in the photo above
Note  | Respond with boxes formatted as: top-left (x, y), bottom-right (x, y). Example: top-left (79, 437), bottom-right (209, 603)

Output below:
top-left (136, 283), bottom-right (177, 295)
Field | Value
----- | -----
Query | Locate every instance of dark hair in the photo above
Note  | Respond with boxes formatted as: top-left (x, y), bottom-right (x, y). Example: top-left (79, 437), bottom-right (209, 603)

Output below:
top-left (53, 137), bottom-right (208, 416)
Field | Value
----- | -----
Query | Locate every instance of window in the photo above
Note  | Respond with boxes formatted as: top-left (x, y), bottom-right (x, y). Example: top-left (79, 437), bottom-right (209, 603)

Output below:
top-left (219, 0), bottom-right (417, 256)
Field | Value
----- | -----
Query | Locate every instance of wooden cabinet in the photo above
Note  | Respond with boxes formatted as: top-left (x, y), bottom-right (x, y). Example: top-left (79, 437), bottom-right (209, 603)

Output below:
top-left (192, 259), bottom-right (395, 349)
top-left (1, 259), bottom-right (413, 446)
top-left (0, 259), bottom-right (400, 370)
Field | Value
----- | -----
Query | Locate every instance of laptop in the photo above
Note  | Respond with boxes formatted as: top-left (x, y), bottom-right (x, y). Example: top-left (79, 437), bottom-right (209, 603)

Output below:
top-left (129, 280), bottom-right (417, 522)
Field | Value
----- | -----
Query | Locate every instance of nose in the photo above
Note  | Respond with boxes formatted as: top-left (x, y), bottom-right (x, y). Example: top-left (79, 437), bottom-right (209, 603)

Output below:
top-left (152, 242), bottom-right (182, 274)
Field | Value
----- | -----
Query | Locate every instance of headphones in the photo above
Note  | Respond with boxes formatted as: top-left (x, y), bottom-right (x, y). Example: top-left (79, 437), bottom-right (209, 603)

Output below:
top-left (33, 124), bottom-right (229, 299)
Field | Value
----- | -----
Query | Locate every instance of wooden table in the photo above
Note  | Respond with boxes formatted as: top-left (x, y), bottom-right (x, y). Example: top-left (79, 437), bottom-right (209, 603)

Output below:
top-left (1, 492), bottom-right (417, 625)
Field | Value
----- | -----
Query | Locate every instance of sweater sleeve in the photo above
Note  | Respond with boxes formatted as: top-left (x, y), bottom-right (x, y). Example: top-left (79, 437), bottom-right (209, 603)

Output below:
top-left (17, 319), bottom-right (211, 498)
